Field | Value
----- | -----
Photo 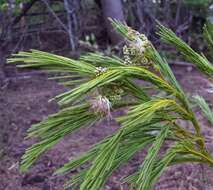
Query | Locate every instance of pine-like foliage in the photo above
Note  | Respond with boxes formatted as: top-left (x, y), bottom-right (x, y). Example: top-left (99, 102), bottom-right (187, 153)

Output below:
top-left (8, 20), bottom-right (213, 190)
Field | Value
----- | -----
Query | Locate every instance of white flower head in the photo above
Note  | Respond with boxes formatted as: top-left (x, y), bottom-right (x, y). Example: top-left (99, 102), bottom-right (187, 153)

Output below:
top-left (90, 95), bottom-right (112, 119)
top-left (95, 67), bottom-right (107, 76)
top-left (123, 45), bottom-right (129, 55)
top-left (131, 35), bottom-right (149, 53)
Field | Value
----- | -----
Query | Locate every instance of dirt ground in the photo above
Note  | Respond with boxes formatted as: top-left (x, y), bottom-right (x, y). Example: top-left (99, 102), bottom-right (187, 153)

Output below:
top-left (1, 65), bottom-right (213, 190)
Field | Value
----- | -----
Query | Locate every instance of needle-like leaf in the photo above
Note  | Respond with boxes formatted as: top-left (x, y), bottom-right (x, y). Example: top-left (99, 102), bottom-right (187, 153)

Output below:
top-left (193, 95), bottom-right (213, 124)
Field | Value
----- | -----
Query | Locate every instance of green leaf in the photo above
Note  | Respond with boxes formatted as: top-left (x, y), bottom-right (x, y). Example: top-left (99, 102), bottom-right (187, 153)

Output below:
top-left (20, 104), bottom-right (99, 172)
top-left (110, 19), bottom-right (129, 40)
top-left (80, 53), bottom-right (124, 67)
top-left (158, 24), bottom-right (213, 76)
top-left (124, 144), bottom-right (179, 186)
top-left (147, 47), bottom-right (183, 94)
top-left (53, 69), bottom-right (125, 105)
top-left (118, 98), bottom-right (189, 129)
top-left (136, 125), bottom-right (170, 190)
top-left (8, 49), bottom-right (96, 76)
top-left (55, 122), bottom-right (160, 175)
top-left (79, 129), bottom-right (123, 190)
top-left (53, 65), bottom-right (180, 106)
top-left (203, 23), bottom-right (213, 55)
top-left (61, 124), bottom-right (158, 188)
top-left (193, 95), bottom-right (213, 124)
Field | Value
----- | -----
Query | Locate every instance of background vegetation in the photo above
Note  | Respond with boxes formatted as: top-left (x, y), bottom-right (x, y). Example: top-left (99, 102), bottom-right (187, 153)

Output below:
top-left (1, 0), bottom-right (213, 83)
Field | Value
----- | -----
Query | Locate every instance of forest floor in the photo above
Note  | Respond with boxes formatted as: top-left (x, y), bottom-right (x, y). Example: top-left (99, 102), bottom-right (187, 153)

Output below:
top-left (1, 65), bottom-right (213, 190)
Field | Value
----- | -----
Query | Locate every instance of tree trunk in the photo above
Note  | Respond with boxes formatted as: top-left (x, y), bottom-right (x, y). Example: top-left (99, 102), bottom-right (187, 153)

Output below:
top-left (100, 0), bottom-right (125, 44)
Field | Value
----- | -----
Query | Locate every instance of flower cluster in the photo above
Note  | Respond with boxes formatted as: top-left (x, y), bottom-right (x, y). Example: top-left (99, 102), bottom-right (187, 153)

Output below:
top-left (90, 95), bottom-right (112, 119)
top-left (123, 27), bottom-right (152, 66)
top-left (101, 84), bottom-right (124, 102)
top-left (95, 66), bottom-right (107, 76)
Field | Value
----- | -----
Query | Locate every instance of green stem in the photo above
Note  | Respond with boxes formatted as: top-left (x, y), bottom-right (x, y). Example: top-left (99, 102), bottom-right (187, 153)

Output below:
top-left (188, 149), bottom-right (213, 166)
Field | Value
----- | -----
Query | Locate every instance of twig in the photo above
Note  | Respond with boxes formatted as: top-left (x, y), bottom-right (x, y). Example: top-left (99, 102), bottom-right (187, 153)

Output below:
top-left (63, 0), bottom-right (77, 50)
top-left (175, 0), bottom-right (182, 27)
top-left (41, 0), bottom-right (68, 32)
top-left (11, 26), bottom-right (28, 54)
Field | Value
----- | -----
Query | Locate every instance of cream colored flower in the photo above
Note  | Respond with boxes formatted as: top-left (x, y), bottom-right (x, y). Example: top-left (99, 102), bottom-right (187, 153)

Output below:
top-left (95, 67), bottom-right (107, 76)
top-left (90, 96), bottom-right (112, 119)
top-left (132, 35), bottom-right (149, 52)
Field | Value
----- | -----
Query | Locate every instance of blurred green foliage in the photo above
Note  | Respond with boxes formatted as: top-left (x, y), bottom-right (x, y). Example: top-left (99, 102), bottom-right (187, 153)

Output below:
top-left (184, 0), bottom-right (211, 7)
top-left (0, 0), bottom-right (29, 11)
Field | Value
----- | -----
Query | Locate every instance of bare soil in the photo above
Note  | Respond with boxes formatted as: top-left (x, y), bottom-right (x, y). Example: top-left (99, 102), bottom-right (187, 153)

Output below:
top-left (1, 65), bottom-right (213, 190)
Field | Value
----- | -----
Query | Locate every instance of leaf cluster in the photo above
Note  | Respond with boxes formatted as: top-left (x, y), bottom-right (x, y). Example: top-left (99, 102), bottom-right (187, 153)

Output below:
top-left (8, 19), bottom-right (213, 190)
